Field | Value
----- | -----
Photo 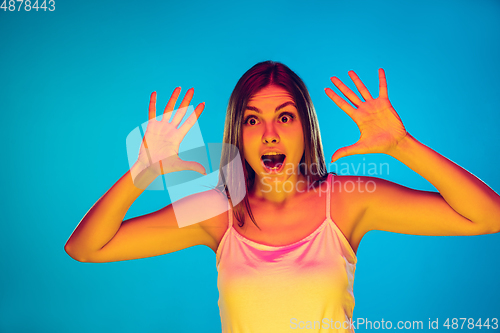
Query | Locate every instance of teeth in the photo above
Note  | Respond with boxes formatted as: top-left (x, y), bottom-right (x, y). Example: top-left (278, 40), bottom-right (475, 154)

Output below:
top-left (262, 152), bottom-right (283, 156)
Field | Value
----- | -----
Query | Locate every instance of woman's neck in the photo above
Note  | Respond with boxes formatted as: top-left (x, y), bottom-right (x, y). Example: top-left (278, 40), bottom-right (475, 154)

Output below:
top-left (250, 173), bottom-right (310, 205)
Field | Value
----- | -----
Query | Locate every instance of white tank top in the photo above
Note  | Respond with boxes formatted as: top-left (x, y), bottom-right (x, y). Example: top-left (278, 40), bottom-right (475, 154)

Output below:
top-left (216, 173), bottom-right (357, 332)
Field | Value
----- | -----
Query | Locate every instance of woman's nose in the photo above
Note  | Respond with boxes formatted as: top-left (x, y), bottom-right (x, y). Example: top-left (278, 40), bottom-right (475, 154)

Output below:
top-left (262, 125), bottom-right (280, 144)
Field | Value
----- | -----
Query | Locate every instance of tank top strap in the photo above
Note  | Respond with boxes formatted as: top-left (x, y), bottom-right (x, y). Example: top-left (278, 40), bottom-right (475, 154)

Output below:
top-left (326, 173), bottom-right (332, 220)
top-left (227, 196), bottom-right (233, 230)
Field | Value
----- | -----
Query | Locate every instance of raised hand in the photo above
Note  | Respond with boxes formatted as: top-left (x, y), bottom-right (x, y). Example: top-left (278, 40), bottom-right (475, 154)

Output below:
top-left (325, 69), bottom-right (408, 163)
top-left (135, 87), bottom-right (207, 177)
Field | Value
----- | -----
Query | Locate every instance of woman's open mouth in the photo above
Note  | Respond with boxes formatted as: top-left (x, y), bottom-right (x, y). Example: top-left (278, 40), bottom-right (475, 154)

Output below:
top-left (261, 153), bottom-right (286, 173)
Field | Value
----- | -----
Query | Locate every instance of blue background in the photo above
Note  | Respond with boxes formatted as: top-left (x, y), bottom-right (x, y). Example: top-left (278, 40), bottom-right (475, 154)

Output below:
top-left (1, 0), bottom-right (499, 332)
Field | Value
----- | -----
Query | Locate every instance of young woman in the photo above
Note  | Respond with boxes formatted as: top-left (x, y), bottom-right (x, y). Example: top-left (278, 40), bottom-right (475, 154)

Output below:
top-left (65, 61), bottom-right (500, 333)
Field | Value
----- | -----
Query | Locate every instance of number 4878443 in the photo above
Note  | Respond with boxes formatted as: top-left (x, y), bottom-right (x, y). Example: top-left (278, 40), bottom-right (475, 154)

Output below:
top-left (1, 0), bottom-right (55, 11)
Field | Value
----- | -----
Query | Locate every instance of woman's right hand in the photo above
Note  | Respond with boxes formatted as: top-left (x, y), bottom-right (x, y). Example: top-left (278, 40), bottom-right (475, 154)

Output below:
top-left (135, 87), bottom-right (207, 177)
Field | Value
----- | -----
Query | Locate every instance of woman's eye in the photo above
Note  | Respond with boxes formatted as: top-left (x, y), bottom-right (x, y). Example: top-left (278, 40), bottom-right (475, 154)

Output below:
top-left (280, 112), bottom-right (295, 123)
top-left (244, 116), bottom-right (258, 126)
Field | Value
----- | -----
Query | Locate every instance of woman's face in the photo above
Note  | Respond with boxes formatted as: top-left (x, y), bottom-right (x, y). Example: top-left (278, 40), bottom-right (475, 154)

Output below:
top-left (242, 85), bottom-right (304, 181)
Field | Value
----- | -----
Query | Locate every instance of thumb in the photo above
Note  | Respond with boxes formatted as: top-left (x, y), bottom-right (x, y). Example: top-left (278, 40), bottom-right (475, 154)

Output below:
top-left (179, 161), bottom-right (207, 175)
top-left (330, 143), bottom-right (365, 163)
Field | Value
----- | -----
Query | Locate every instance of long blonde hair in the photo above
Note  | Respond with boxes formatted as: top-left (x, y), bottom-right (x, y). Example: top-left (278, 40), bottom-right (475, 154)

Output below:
top-left (216, 61), bottom-right (330, 229)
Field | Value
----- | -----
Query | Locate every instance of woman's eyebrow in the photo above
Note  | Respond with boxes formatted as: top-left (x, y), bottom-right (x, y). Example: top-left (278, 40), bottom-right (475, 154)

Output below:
top-left (245, 101), bottom-right (297, 114)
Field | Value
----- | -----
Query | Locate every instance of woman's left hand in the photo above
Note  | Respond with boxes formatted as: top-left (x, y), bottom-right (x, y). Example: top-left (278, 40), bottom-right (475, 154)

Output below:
top-left (325, 68), bottom-right (408, 163)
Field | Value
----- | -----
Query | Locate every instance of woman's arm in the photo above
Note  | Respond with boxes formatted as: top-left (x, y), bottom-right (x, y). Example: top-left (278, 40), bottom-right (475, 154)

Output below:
top-left (65, 161), bottom-right (226, 262)
top-left (65, 88), bottom-right (221, 262)
top-left (351, 138), bottom-right (500, 238)
top-left (325, 69), bottom-right (500, 237)
top-left (388, 133), bottom-right (500, 230)
top-left (64, 163), bottom-right (154, 259)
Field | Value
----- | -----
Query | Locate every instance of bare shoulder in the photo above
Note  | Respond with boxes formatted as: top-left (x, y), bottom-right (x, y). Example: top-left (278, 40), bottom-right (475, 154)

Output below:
top-left (328, 174), bottom-right (382, 253)
top-left (195, 188), bottom-right (230, 253)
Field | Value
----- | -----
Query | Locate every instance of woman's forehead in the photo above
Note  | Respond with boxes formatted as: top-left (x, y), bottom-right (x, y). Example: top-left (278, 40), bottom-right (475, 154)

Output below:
top-left (248, 85), bottom-right (294, 103)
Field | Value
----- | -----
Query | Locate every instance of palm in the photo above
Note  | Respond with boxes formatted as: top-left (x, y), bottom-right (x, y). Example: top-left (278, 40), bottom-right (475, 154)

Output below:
top-left (325, 69), bottom-right (407, 162)
top-left (136, 88), bottom-right (206, 176)
top-left (138, 119), bottom-right (183, 173)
